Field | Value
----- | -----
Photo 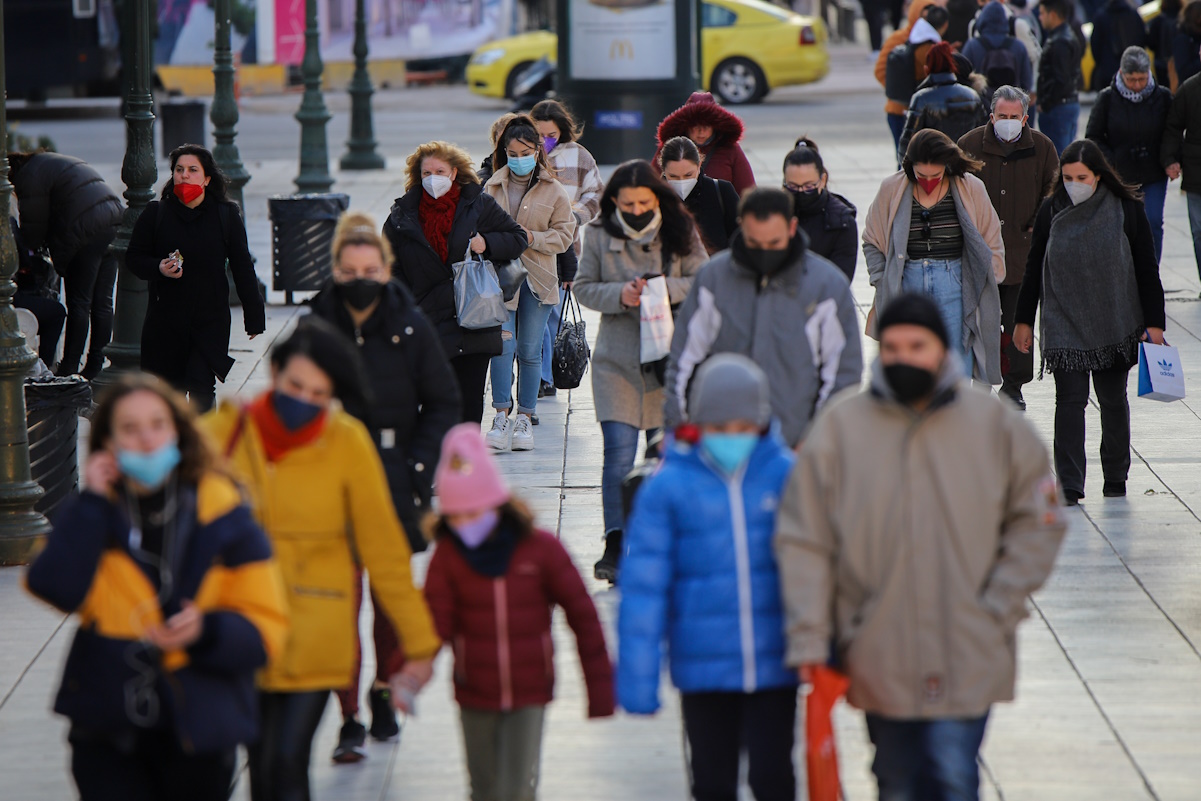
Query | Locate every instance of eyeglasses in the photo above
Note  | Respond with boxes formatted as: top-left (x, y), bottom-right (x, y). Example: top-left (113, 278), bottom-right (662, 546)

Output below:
top-left (920, 209), bottom-right (932, 240)
top-left (784, 181), bottom-right (820, 193)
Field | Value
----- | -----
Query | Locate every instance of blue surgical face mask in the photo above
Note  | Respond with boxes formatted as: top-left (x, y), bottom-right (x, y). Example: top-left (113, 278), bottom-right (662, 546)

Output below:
top-left (451, 509), bottom-right (501, 549)
top-left (508, 154), bottom-right (537, 177)
top-left (272, 391), bottom-right (324, 431)
top-left (117, 441), bottom-right (181, 490)
top-left (700, 432), bottom-right (760, 474)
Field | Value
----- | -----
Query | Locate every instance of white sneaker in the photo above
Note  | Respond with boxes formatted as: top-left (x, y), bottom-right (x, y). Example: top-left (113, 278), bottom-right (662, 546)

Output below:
top-left (511, 414), bottom-right (534, 451)
top-left (485, 412), bottom-right (513, 451)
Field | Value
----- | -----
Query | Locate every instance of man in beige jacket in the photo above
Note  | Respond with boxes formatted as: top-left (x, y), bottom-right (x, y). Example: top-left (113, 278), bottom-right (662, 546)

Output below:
top-left (775, 293), bottom-right (1066, 801)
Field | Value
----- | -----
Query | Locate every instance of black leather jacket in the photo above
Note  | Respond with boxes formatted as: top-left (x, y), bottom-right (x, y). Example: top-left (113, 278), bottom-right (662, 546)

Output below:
top-left (1038, 23), bottom-right (1083, 110)
top-left (898, 73), bottom-right (989, 164)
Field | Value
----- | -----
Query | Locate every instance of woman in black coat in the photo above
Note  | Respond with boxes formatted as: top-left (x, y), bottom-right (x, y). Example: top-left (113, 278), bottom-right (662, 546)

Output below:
top-left (8, 150), bottom-right (123, 378)
top-left (1085, 45), bottom-right (1172, 261)
top-left (126, 145), bottom-right (265, 412)
top-left (307, 211), bottom-right (460, 760)
top-left (383, 141), bottom-right (527, 426)
top-left (782, 138), bottom-right (858, 281)
top-left (657, 136), bottom-right (739, 256)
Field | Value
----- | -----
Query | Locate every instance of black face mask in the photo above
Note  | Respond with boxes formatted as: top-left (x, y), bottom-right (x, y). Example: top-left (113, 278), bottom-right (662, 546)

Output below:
top-left (884, 363), bottom-right (937, 403)
top-left (336, 278), bottom-right (384, 311)
top-left (742, 247), bottom-right (791, 277)
top-left (790, 188), bottom-right (825, 215)
top-left (621, 209), bottom-right (657, 232)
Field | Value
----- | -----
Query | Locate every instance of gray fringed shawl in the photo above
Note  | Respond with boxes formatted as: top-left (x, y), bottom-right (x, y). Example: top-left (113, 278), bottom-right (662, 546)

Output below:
top-left (1040, 183), bottom-right (1144, 374)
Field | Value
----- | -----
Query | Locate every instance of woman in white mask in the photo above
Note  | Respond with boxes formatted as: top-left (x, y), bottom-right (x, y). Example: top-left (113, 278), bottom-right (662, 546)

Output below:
top-left (658, 136), bottom-right (739, 255)
top-left (1013, 139), bottom-right (1166, 506)
top-left (383, 142), bottom-right (528, 425)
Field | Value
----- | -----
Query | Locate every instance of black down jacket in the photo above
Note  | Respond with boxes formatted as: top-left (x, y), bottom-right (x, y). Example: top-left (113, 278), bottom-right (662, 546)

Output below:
top-left (897, 73), bottom-right (989, 165)
top-left (795, 191), bottom-right (858, 282)
top-left (383, 182), bottom-right (527, 358)
top-left (1085, 83), bottom-right (1172, 187)
top-left (308, 280), bottom-right (461, 550)
top-left (9, 152), bottom-right (122, 268)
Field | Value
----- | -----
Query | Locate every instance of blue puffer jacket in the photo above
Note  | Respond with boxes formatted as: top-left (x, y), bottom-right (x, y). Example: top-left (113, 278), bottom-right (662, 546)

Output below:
top-left (617, 430), bottom-right (798, 714)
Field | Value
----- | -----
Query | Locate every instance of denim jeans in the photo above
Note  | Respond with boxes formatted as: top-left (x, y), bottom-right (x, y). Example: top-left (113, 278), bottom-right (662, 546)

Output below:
top-left (1038, 102), bottom-right (1080, 156)
top-left (540, 292), bottom-right (566, 385)
top-left (600, 421), bottom-right (660, 535)
top-left (866, 711), bottom-right (990, 801)
top-left (490, 281), bottom-right (555, 415)
top-left (1186, 192), bottom-right (1201, 283)
top-left (902, 258), bottom-right (973, 378)
top-left (1141, 179), bottom-right (1167, 262)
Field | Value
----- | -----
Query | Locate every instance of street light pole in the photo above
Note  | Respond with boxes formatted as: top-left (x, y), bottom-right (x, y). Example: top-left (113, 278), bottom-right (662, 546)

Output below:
top-left (0, 0), bottom-right (51, 564)
top-left (94, 0), bottom-right (158, 391)
top-left (340, 0), bottom-right (385, 171)
top-left (211, 0), bottom-right (250, 208)
top-left (295, 0), bottom-right (334, 193)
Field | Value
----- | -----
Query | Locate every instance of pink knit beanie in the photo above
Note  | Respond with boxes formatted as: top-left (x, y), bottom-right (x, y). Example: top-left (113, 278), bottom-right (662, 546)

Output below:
top-left (435, 423), bottom-right (511, 515)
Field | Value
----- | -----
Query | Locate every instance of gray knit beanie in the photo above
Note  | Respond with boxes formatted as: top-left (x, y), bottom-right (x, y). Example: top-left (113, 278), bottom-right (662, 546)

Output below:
top-left (687, 354), bottom-right (772, 428)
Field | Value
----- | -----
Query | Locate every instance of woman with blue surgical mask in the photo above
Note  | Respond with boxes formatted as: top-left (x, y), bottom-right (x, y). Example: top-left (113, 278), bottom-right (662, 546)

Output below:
top-left (482, 114), bottom-right (576, 453)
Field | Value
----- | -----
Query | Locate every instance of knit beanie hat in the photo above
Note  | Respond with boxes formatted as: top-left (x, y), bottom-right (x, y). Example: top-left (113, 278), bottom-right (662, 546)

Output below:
top-left (435, 423), bottom-right (511, 515)
top-left (688, 354), bottom-right (772, 428)
top-left (876, 292), bottom-right (950, 347)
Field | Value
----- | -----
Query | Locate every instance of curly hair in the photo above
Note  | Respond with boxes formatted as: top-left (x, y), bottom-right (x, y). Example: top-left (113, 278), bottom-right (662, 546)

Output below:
top-left (160, 144), bottom-right (229, 203)
top-left (595, 159), bottom-right (698, 262)
top-left (331, 210), bottom-right (394, 269)
top-left (404, 141), bottom-right (480, 193)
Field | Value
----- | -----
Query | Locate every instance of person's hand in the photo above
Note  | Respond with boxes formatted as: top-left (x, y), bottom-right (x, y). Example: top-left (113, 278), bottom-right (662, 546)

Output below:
top-left (1143, 327), bottom-right (1166, 345)
top-left (561, 281), bottom-right (574, 291)
top-left (389, 657), bottom-right (435, 714)
top-left (620, 277), bottom-right (646, 308)
top-left (159, 257), bottom-right (183, 279)
top-left (1013, 323), bottom-right (1034, 354)
top-left (470, 234), bottom-right (487, 254)
top-left (1167, 163), bottom-right (1182, 181)
top-left (145, 600), bottom-right (204, 651)
top-left (521, 225), bottom-right (533, 245)
top-left (248, 334), bottom-right (260, 340)
top-left (84, 451), bottom-right (120, 496)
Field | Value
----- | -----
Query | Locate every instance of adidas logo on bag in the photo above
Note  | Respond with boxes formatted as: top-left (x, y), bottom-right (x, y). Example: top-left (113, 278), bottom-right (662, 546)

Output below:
top-left (1157, 358), bottom-right (1175, 377)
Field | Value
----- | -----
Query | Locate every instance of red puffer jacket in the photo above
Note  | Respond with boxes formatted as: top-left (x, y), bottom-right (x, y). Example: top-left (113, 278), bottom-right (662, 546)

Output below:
top-left (423, 529), bottom-right (615, 717)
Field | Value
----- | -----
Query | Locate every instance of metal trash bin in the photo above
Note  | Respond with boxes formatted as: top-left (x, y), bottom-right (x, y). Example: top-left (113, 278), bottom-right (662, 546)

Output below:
top-left (25, 376), bottom-right (93, 518)
top-left (160, 99), bottom-right (207, 157)
top-left (268, 194), bottom-right (351, 304)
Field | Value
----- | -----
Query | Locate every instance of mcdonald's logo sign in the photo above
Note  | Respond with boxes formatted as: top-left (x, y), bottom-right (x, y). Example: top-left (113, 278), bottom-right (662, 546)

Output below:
top-left (610, 39), bottom-right (635, 60)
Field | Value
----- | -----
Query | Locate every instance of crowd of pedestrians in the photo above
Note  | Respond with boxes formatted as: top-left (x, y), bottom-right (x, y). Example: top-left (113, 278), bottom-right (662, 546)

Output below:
top-left (22, 1), bottom-right (1201, 797)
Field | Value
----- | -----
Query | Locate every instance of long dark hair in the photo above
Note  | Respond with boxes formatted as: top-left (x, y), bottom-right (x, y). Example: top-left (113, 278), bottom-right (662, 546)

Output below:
top-left (596, 159), bottom-right (698, 260)
top-left (902, 129), bottom-right (984, 181)
top-left (491, 113), bottom-right (554, 179)
top-left (159, 144), bottom-right (229, 203)
top-left (782, 136), bottom-right (826, 179)
top-left (89, 373), bottom-right (222, 487)
top-left (1055, 139), bottom-right (1142, 202)
top-left (271, 316), bottom-right (373, 413)
top-left (529, 99), bottom-right (583, 143)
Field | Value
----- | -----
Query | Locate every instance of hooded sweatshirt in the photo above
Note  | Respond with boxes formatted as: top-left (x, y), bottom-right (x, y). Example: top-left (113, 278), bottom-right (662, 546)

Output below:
top-left (876, 0), bottom-right (941, 115)
top-left (961, 1), bottom-right (1034, 92)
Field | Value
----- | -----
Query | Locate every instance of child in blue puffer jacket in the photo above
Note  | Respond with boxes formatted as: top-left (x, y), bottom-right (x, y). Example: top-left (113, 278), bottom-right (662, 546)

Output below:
top-left (617, 353), bottom-right (799, 801)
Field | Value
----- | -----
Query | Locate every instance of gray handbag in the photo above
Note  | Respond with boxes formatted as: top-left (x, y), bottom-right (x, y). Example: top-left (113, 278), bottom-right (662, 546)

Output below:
top-left (451, 245), bottom-right (509, 330)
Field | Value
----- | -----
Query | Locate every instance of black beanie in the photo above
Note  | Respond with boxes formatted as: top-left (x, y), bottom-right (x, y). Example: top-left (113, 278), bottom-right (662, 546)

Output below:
top-left (877, 293), bottom-right (950, 347)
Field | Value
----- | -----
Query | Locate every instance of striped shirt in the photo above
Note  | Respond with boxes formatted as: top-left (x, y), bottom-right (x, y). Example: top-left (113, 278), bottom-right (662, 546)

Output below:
top-left (907, 194), bottom-right (963, 260)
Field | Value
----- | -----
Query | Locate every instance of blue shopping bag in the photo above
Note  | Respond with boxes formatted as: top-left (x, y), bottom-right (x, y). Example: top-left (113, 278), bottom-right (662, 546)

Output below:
top-left (1138, 340), bottom-right (1185, 402)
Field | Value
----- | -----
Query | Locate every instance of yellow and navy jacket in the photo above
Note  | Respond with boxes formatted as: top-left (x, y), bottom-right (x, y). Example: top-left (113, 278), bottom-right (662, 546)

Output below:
top-left (25, 473), bottom-right (288, 754)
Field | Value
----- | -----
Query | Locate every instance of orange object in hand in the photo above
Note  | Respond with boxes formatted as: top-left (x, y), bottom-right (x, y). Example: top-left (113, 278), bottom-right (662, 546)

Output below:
top-left (806, 666), bottom-right (850, 801)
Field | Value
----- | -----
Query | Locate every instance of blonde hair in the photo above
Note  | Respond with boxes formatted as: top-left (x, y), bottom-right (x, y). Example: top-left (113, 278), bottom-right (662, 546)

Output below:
top-left (404, 141), bottom-right (480, 193)
top-left (331, 210), bottom-right (394, 268)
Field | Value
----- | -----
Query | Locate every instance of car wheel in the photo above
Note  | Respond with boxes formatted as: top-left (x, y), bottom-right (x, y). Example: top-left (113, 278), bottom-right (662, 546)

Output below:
top-left (504, 61), bottom-right (535, 100)
top-left (711, 58), bottom-right (765, 105)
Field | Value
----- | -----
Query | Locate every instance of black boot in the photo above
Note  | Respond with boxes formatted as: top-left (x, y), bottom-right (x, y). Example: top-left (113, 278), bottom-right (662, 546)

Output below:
top-left (593, 530), bottom-right (623, 584)
top-left (332, 718), bottom-right (367, 764)
top-left (368, 687), bottom-right (401, 741)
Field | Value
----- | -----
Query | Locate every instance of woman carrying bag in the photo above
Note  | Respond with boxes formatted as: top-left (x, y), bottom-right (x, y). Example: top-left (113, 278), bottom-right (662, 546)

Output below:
top-left (482, 114), bottom-right (576, 452)
top-left (1014, 139), bottom-right (1166, 506)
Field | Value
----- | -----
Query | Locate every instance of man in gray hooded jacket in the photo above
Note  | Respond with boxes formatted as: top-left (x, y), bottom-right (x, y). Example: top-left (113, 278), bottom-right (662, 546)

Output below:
top-left (663, 187), bottom-right (863, 447)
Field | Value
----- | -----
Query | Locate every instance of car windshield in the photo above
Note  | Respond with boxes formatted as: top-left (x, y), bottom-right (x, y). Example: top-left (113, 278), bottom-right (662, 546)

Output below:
top-left (729, 0), bottom-right (795, 21)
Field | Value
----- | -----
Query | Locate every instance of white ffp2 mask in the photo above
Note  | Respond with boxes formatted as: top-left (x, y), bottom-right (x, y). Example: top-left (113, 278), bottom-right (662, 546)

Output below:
top-left (422, 174), bottom-right (453, 199)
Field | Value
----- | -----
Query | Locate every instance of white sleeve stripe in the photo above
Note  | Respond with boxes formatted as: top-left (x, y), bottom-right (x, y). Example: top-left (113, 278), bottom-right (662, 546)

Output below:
top-left (806, 298), bottom-right (846, 410)
top-left (675, 286), bottom-right (723, 420)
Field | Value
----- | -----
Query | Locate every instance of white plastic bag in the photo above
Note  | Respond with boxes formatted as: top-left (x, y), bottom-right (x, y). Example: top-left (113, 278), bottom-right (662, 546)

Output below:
top-left (1138, 340), bottom-right (1185, 402)
top-left (639, 275), bottom-right (674, 364)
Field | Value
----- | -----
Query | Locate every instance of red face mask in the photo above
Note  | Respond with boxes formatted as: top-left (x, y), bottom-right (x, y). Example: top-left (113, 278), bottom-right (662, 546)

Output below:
top-left (916, 175), bottom-right (943, 195)
top-left (173, 182), bottom-right (204, 204)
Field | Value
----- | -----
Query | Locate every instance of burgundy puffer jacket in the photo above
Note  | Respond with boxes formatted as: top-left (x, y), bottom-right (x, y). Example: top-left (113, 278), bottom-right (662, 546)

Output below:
top-left (423, 528), bottom-right (615, 717)
top-left (654, 92), bottom-right (756, 194)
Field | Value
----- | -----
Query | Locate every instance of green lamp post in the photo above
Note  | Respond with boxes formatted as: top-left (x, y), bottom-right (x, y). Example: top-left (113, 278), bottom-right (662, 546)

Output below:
top-left (0, 0), bottom-right (51, 563)
top-left (94, 0), bottom-right (158, 391)
top-left (340, 0), bottom-right (385, 171)
top-left (211, 0), bottom-right (250, 208)
top-left (295, 0), bottom-right (334, 193)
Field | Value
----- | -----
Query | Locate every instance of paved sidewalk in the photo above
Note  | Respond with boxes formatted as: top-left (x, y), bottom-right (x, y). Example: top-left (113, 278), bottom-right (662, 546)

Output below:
top-left (3, 43), bottom-right (1201, 799)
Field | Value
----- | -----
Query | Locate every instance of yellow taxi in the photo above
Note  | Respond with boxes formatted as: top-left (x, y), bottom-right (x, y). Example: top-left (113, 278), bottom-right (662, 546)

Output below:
top-left (466, 0), bottom-right (829, 105)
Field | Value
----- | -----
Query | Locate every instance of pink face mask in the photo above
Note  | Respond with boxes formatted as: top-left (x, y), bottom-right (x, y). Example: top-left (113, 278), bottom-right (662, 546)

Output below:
top-left (451, 509), bottom-right (500, 549)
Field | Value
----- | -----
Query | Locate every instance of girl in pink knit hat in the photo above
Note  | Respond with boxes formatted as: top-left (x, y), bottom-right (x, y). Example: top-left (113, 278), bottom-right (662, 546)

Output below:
top-left (423, 423), bottom-right (615, 800)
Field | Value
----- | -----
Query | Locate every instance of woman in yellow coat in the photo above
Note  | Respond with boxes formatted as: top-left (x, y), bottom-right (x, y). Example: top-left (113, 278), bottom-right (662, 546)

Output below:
top-left (200, 316), bottom-right (441, 801)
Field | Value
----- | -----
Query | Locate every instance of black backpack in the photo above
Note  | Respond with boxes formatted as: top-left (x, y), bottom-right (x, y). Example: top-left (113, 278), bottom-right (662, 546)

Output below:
top-left (885, 44), bottom-right (919, 105)
top-left (552, 289), bottom-right (590, 390)
top-left (979, 39), bottom-right (1020, 93)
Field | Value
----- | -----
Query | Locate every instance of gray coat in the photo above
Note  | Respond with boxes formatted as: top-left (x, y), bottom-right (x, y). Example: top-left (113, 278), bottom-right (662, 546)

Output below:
top-left (663, 233), bottom-right (863, 446)
top-left (575, 220), bottom-right (707, 429)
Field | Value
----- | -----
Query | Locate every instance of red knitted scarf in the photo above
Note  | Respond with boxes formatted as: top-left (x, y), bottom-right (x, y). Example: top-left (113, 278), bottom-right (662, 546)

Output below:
top-left (419, 182), bottom-right (461, 263)
top-left (246, 392), bottom-right (328, 463)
